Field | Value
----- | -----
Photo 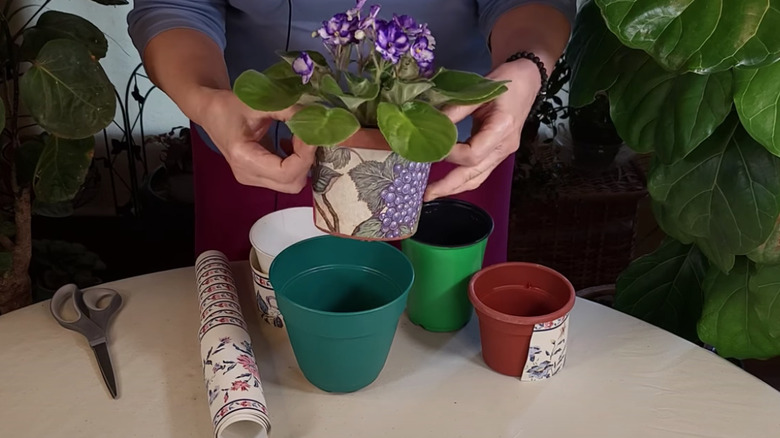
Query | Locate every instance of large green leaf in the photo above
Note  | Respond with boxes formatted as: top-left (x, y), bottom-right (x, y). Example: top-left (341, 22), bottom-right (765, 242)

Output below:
top-left (19, 39), bottom-right (115, 139)
top-left (594, 0), bottom-right (780, 73)
top-left (615, 238), bottom-right (708, 344)
top-left (286, 105), bottom-right (360, 146)
top-left (233, 70), bottom-right (302, 112)
top-left (318, 74), bottom-right (377, 112)
top-left (608, 49), bottom-right (734, 160)
top-left (428, 69), bottom-right (508, 105)
top-left (734, 61), bottom-right (780, 157)
top-left (699, 258), bottom-right (780, 359)
top-left (377, 101), bottom-right (457, 162)
top-left (33, 135), bottom-right (95, 203)
top-left (382, 79), bottom-right (433, 106)
top-left (21, 11), bottom-right (108, 60)
top-left (649, 115), bottom-right (780, 272)
top-left (565, 0), bottom-right (624, 107)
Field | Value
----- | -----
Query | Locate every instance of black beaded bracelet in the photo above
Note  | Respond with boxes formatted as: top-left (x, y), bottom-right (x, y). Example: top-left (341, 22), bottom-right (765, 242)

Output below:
top-left (505, 51), bottom-right (548, 119)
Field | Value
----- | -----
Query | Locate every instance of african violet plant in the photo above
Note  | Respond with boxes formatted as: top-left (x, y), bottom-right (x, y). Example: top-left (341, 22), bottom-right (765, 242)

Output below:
top-left (233, 0), bottom-right (509, 163)
top-left (567, 0), bottom-right (780, 359)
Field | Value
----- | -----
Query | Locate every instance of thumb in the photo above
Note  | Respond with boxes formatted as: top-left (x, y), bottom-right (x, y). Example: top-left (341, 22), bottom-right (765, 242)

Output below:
top-left (440, 102), bottom-right (479, 124)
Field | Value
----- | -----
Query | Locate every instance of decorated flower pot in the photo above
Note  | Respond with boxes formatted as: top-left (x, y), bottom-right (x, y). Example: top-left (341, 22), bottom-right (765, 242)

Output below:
top-left (468, 262), bottom-right (575, 380)
top-left (312, 128), bottom-right (431, 241)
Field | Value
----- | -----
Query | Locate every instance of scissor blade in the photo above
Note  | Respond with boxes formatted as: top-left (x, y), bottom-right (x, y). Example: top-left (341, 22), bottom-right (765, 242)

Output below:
top-left (91, 342), bottom-right (118, 399)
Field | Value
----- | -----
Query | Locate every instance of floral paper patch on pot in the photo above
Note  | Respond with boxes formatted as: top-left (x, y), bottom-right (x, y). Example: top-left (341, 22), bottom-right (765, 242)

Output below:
top-left (233, 1), bottom-right (509, 240)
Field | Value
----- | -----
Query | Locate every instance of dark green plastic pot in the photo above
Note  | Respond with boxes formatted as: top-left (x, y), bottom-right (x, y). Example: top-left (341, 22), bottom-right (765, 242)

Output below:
top-left (269, 235), bottom-right (414, 393)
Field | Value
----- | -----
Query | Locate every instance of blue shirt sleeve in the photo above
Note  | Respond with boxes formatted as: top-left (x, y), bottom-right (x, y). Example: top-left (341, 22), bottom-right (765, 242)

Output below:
top-left (127, 0), bottom-right (228, 58)
top-left (476, 0), bottom-right (577, 41)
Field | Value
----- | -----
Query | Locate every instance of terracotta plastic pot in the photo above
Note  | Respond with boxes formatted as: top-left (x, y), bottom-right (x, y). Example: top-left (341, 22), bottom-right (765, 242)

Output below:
top-left (311, 128), bottom-right (431, 241)
top-left (469, 262), bottom-right (575, 380)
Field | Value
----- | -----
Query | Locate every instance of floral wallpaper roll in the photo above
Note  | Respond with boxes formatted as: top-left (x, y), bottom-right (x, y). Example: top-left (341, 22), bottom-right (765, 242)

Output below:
top-left (196, 250), bottom-right (270, 438)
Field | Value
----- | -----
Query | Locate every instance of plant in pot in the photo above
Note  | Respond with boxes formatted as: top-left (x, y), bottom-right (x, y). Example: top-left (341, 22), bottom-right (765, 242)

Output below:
top-left (233, 0), bottom-right (508, 240)
top-left (0, 2), bottom-right (120, 313)
top-left (567, 0), bottom-right (780, 359)
top-left (144, 126), bottom-right (194, 205)
top-left (29, 239), bottom-right (106, 302)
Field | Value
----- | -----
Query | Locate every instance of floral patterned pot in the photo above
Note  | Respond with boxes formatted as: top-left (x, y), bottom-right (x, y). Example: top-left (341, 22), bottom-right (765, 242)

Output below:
top-left (468, 262), bottom-right (575, 381)
top-left (312, 128), bottom-right (432, 241)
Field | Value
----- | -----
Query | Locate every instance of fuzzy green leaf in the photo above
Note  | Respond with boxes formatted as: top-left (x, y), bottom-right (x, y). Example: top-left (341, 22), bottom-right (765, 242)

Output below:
top-left (377, 101), bottom-right (457, 162)
top-left (233, 70), bottom-right (302, 112)
top-left (428, 69), bottom-right (508, 105)
top-left (286, 105), bottom-right (360, 146)
top-left (382, 79), bottom-right (434, 106)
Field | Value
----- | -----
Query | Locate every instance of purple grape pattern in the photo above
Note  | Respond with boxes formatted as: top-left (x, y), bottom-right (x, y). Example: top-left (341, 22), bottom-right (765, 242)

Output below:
top-left (350, 153), bottom-right (431, 239)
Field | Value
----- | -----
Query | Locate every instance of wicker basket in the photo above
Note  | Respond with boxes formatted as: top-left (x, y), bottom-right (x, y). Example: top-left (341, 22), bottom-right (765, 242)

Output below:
top-left (508, 146), bottom-right (648, 290)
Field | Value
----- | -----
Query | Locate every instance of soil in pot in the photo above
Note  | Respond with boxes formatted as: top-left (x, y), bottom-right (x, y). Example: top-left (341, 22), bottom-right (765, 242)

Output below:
top-left (311, 129), bottom-right (431, 241)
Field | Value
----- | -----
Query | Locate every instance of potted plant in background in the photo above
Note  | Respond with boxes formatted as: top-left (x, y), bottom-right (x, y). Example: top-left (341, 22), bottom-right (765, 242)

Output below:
top-left (568, 0), bottom-right (780, 359)
top-left (29, 239), bottom-right (106, 302)
top-left (0, 2), bottom-right (120, 313)
top-left (233, 0), bottom-right (508, 240)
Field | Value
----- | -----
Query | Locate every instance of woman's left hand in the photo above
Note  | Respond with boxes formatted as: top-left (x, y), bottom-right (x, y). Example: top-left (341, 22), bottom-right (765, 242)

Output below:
top-left (423, 60), bottom-right (542, 201)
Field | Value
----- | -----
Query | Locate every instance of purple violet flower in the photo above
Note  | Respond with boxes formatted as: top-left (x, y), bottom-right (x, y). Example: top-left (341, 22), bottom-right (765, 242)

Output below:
top-left (292, 52), bottom-right (314, 84)
top-left (347, 0), bottom-right (367, 19)
top-left (360, 4), bottom-right (381, 30)
top-left (411, 35), bottom-right (435, 77)
top-left (375, 19), bottom-right (410, 64)
top-left (316, 12), bottom-right (359, 46)
top-left (392, 14), bottom-right (416, 32)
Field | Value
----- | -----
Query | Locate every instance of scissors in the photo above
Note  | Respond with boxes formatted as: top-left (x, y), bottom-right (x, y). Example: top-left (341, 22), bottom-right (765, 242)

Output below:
top-left (50, 284), bottom-right (123, 398)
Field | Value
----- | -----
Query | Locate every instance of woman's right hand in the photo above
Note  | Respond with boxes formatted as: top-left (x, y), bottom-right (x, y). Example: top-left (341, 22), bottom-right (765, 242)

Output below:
top-left (196, 88), bottom-right (316, 193)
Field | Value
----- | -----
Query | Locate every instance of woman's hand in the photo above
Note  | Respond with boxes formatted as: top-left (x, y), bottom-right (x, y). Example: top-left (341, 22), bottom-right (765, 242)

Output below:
top-left (424, 60), bottom-right (541, 201)
top-left (197, 89), bottom-right (316, 193)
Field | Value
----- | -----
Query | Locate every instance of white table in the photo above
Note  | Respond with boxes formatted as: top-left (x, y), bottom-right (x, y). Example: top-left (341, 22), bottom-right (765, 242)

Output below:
top-left (1, 263), bottom-right (778, 438)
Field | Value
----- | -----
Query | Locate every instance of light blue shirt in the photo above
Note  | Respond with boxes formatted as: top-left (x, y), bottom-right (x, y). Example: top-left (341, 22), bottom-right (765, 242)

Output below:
top-left (127, 0), bottom-right (575, 152)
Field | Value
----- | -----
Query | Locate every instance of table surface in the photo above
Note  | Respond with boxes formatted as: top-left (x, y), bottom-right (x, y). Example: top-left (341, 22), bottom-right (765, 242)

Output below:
top-left (1, 262), bottom-right (779, 438)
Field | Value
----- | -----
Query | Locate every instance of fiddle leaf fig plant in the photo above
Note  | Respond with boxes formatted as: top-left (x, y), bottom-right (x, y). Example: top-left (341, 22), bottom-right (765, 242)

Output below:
top-left (0, 2), bottom-right (121, 313)
top-left (568, 0), bottom-right (780, 359)
top-left (233, 0), bottom-right (508, 163)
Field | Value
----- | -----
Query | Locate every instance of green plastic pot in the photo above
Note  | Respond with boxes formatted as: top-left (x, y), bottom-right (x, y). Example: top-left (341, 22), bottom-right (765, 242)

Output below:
top-left (401, 199), bottom-right (494, 332)
top-left (269, 235), bottom-right (414, 393)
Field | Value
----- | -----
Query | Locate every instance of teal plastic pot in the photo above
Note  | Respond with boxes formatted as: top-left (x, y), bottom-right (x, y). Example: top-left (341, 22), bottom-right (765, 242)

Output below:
top-left (269, 235), bottom-right (414, 393)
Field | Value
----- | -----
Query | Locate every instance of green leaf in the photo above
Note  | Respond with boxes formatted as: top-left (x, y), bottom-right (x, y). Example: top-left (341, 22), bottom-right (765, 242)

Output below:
top-left (734, 61), bottom-right (780, 157)
top-left (233, 70), bottom-right (302, 112)
top-left (649, 115), bottom-right (780, 271)
top-left (377, 101), bottom-right (457, 162)
top-left (428, 68), bottom-right (509, 105)
top-left (0, 99), bottom-right (4, 134)
top-left (15, 137), bottom-right (46, 186)
top-left (747, 216), bottom-right (780, 265)
top-left (566, 0), bottom-right (624, 107)
top-left (264, 60), bottom-right (298, 80)
top-left (286, 105), bottom-right (360, 146)
top-left (382, 79), bottom-right (434, 105)
top-left (33, 200), bottom-right (75, 217)
top-left (0, 252), bottom-right (11, 274)
top-left (345, 73), bottom-right (380, 99)
top-left (698, 258), bottom-right (780, 359)
top-left (33, 135), bottom-right (95, 203)
top-left (594, 0), bottom-right (780, 73)
top-left (278, 50), bottom-right (329, 67)
top-left (607, 49), bottom-right (734, 160)
top-left (20, 11), bottom-right (108, 60)
top-left (353, 217), bottom-right (384, 238)
top-left (615, 238), bottom-right (707, 344)
top-left (19, 39), bottom-right (115, 139)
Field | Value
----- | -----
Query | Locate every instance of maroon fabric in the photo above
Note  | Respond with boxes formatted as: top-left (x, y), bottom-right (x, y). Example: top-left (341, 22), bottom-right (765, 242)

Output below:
top-left (191, 125), bottom-right (514, 266)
